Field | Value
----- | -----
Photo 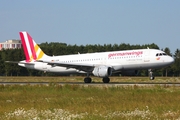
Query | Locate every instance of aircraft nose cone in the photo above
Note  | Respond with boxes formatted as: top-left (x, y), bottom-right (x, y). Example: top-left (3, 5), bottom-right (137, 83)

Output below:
top-left (169, 57), bottom-right (174, 64)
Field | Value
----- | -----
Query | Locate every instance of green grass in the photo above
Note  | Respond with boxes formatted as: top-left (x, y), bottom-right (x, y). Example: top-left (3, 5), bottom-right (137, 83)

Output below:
top-left (0, 82), bottom-right (180, 119)
top-left (0, 76), bottom-right (180, 83)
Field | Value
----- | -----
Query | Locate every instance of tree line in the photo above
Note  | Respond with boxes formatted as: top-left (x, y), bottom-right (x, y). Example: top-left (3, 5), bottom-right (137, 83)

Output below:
top-left (0, 42), bottom-right (179, 77)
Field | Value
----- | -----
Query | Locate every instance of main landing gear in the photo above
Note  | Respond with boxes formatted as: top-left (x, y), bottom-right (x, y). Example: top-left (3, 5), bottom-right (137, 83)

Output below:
top-left (102, 77), bottom-right (110, 83)
top-left (149, 69), bottom-right (155, 80)
top-left (84, 77), bottom-right (110, 83)
top-left (84, 73), bottom-right (92, 83)
top-left (84, 73), bottom-right (110, 83)
top-left (84, 77), bottom-right (92, 83)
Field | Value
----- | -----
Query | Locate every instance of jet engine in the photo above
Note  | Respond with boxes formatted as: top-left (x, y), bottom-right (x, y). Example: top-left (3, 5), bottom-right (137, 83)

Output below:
top-left (92, 66), bottom-right (112, 77)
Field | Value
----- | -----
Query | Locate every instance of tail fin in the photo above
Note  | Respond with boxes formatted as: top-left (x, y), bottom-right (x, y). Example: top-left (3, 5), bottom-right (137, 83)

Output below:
top-left (19, 31), bottom-right (47, 62)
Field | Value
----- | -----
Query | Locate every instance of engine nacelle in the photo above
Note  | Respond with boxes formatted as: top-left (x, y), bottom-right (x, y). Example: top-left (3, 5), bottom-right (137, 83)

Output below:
top-left (92, 66), bottom-right (112, 77)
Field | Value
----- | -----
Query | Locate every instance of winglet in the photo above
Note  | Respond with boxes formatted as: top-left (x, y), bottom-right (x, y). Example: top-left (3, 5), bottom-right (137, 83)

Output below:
top-left (19, 31), bottom-right (47, 62)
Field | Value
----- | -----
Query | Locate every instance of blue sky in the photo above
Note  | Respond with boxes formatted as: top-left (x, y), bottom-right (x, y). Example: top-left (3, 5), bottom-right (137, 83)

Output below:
top-left (0, 0), bottom-right (180, 53)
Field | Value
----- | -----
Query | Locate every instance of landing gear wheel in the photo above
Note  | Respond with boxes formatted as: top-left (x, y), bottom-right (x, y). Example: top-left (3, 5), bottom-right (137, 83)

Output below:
top-left (149, 69), bottom-right (155, 80)
top-left (84, 77), bottom-right (92, 83)
top-left (102, 77), bottom-right (110, 83)
top-left (150, 76), bottom-right (155, 80)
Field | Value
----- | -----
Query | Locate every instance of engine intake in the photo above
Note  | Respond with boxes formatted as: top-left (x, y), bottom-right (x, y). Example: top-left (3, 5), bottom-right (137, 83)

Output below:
top-left (92, 66), bottom-right (112, 77)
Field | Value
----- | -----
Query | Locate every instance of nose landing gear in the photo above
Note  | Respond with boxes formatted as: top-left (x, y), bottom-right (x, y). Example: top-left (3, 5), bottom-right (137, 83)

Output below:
top-left (149, 69), bottom-right (155, 80)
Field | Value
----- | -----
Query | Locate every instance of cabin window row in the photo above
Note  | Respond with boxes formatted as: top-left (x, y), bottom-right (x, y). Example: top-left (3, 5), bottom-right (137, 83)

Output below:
top-left (108, 55), bottom-right (142, 59)
top-left (60, 55), bottom-right (142, 63)
top-left (61, 58), bottom-right (102, 63)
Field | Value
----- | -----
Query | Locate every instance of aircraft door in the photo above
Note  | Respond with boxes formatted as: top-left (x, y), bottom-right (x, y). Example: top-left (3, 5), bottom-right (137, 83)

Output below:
top-left (144, 50), bottom-right (150, 62)
top-left (42, 63), bottom-right (47, 69)
top-left (100, 55), bottom-right (107, 64)
top-left (103, 56), bottom-right (108, 64)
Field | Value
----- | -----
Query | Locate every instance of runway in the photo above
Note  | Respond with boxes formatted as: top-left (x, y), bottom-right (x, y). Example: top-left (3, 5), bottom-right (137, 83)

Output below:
top-left (0, 82), bottom-right (180, 87)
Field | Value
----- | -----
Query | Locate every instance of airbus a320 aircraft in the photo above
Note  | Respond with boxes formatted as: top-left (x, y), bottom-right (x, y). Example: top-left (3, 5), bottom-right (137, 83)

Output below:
top-left (10, 31), bottom-right (174, 83)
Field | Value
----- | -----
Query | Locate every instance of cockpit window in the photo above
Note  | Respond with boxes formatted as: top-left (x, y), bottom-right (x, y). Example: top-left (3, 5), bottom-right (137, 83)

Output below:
top-left (163, 53), bottom-right (167, 55)
top-left (156, 53), bottom-right (167, 56)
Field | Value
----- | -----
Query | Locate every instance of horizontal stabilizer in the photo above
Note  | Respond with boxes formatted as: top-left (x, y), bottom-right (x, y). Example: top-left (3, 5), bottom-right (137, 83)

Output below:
top-left (5, 61), bottom-right (19, 64)
top-left (5, 61), bottom-right (35, 65)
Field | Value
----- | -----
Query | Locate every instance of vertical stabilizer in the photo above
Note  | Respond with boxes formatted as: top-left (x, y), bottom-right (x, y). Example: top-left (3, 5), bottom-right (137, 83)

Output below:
top-left (19, 31), bottom-right (47, 62)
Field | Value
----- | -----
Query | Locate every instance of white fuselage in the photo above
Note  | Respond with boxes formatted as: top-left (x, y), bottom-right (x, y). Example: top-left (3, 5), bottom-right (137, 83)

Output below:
top-left (18, 49), bottom-right (174, 74)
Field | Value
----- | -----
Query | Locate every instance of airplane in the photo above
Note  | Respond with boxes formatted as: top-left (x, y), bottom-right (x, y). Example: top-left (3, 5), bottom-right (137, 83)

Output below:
top-left (8, 31), bottom-right (174, 83)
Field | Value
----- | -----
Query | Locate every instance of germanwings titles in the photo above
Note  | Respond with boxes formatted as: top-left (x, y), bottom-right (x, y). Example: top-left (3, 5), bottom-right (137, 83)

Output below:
top-left (10, 31), bottom-right (174, 83)
top-left (108, 51), bottom-right (143, 58)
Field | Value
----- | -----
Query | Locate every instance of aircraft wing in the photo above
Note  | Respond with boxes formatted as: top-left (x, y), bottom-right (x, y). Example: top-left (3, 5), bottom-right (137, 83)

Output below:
top-left (39, 60), bottom-right (108, 72)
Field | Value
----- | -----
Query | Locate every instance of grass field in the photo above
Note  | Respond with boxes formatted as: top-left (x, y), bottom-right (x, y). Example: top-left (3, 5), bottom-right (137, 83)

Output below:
top-left (0, 76), bottom-right (180, 83)
top-left (0, 77), bottom-right (180, 119)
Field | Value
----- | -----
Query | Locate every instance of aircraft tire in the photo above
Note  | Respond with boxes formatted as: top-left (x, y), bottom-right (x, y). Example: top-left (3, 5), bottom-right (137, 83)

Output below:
top-left (150, 76), bottom-right (155, 80)
top-left (102, 77), bottom-right (110, 83)
top-left (84, 77), bottom-right (92, 83)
